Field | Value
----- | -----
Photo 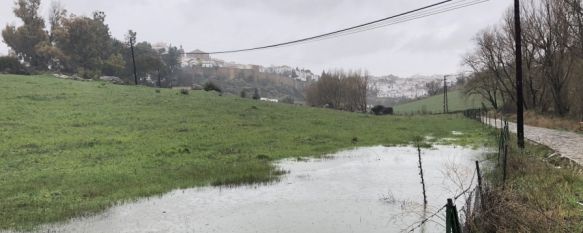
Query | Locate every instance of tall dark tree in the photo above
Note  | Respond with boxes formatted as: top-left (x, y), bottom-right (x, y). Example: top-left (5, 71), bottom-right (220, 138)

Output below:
top-left (52, 11), bottom-right (113, 78)
top-left (126, 30), bottom-right (138, 85)
top-left (2, 0), bottom-right (50, 70)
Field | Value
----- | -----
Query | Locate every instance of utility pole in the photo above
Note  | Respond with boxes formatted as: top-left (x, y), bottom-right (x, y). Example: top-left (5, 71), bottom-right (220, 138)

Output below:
top-left (444, 75), bottom-right (449, 114)
top-left (157, 66), bottom-right (162, 88)
top-left (514, 0), bottom-right (525, 149)
top-left (128, 30), bottom-right (138, 85)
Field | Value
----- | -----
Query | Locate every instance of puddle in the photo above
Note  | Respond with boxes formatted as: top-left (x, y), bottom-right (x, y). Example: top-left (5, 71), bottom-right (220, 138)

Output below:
top-left (451, 131), bottom-right (464, 136)
top-left (29, 146), bottom-right (484, 233)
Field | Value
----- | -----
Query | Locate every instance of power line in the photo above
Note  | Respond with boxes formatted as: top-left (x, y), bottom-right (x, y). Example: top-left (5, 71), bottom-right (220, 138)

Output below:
top-left (184, 0), bottom-right (490, 55)
top-left (403, 204), bottom-right (448, 233)
top-left (185, 0), bottom-right (453, 54)
top-left (302, 0), bottom-right (490, 44)
top-left (229, 0), bottom-right (484, 52)
top-left (258, 0), bottom-right (490, 52)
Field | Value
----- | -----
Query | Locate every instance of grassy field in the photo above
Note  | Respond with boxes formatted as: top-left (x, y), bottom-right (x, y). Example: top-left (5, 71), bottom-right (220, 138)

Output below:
top-left (394, 89), bottom-right (486, 114)
top-left (0, 74), bottom-right (489, 230)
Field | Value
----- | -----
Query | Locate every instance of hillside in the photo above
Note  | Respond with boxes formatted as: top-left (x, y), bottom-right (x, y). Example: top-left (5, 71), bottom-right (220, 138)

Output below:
top-left (0, 75), bottom-right (486, 229)
top-left (370, 74), bottom-right (457, 99)
top-left (173, 66), bottom-right (309, 101)
top-left (394, 89), bottom-right (486, 114)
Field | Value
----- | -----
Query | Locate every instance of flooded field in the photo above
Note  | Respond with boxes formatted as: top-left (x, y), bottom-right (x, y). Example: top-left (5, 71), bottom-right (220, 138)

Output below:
top-left (30, 146), bottom-right (484, 233)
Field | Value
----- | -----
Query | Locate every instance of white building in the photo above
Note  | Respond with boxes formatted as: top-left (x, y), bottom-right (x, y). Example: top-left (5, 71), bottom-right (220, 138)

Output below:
top-left (260, 98), bottom-right (279, 103)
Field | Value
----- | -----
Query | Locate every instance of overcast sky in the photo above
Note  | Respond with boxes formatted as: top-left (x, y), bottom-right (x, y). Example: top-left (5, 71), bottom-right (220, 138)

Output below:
top-left (0, 0), bottom-right (511, 77)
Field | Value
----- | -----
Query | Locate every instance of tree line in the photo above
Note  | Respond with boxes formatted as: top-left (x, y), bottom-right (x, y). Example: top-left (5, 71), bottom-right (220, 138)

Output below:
top-left (464, 0), bottom-right (583, 118)
top-left (2, 0), bottom-right (182, 86)
top-left (305, 70), bottom-right (369, 113)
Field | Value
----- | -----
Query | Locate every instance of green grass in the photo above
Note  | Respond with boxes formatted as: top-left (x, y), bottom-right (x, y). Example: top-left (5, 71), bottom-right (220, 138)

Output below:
top-left (470, 129), bottom-right (583, 232)
top-left (0, 74), bottom-right (489, 230)
top-left (395, 89), bottom-right (486, 114)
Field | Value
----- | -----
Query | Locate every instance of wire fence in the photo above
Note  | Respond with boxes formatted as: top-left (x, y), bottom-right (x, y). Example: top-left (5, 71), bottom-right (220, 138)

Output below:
top-left (403, 109), bottom-right (511, 232)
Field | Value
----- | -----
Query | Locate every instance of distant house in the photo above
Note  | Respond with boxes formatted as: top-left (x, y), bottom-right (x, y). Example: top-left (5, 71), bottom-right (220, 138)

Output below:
top-left (223, 62), bottom-right (253, 70)
top-left (181, 49), bottom-right (211, 67)
top-left (188, 49), bottom-right (210, 61)
top-left (260, 98), bottom-right (279, 103)
top-left (152, 42), bottom-right (169, 52)
top-left (201, 60), bottom-right (217, 68)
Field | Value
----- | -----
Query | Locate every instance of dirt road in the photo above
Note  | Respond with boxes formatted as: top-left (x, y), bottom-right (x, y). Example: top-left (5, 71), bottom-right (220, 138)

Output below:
top-left (484, 118), bottom-right (583, 165)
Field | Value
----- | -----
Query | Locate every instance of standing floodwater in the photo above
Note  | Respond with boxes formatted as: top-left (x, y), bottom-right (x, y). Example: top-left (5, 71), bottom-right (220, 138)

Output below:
top-left (32, 146), bottom-right (483, 233)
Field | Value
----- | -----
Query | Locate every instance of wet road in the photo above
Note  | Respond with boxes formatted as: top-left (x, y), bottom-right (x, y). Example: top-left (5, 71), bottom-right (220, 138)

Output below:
top-left (484, 117), bottom-right (583, 165)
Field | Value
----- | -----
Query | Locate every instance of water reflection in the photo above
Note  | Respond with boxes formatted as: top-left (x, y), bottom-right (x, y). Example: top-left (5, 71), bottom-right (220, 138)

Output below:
top-left (33, 146), bottom-right (484, 233)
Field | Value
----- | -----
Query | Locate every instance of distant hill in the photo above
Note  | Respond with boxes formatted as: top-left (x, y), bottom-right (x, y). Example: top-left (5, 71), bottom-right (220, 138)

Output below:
top-left (174, 66), bottom-right (311, 101)
top-left (369, 74), bottom-right (456, 99)
top-left (394, 89), bottom-right (487, 114)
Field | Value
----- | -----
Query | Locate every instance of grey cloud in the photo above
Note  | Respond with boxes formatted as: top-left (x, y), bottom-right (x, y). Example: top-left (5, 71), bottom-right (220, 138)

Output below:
top-left (0, 0), bottom-right (511, 76)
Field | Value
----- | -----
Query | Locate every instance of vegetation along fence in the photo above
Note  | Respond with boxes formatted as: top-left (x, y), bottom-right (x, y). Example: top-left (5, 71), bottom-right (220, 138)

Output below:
top-left (405, 109), bottom-right (511, 232)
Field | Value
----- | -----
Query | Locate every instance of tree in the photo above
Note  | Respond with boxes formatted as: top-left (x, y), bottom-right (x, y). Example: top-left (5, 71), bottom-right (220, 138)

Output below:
top-left (305, 70), bottom-right (369, 112)
top-left (48, 1), bottom-right (66, 42)
top-left (102, 53), bottom-right (125, 77)
top-left (252, 88), bottom-right (261, 100)
top-left (425, 80), bottom-right (442, 96)
top-left (2, 0), bottom-right (49, 70)
top-left (291, 70), bottom-right (299, 79)
top-left (464, 0), bottom-right (583, 118)
top-left (158, 45), bottom-right (181, 87)
top-left (463, 69), bottom-right (500, 110)
top-left (0, 56), bottom-right (28, 74)
top-left (52, 11), bottom-right (113, 78)
top-left (126, 30), bottom-right (138, 84)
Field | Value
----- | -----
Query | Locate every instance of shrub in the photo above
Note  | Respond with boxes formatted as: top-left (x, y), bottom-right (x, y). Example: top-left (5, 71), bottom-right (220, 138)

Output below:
top-left (179, 89), bottom-right (189, 95)
top-left (0, 56), bottom-right (28, 75)
top-left (76, 67), bottom-right (101, 80)
top-left (240, 90), bottom-right (247, 98)
top-left (203, 82), bottom-right (222, 93)
top-left (252, 88), bottom-right (261, 100)
top-left (371, 105), bottom-right (394, 115)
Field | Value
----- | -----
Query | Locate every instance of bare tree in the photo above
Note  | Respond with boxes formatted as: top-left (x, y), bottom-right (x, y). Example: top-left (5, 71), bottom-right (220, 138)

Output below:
top-left (305, 70), bottom-right (369, 112)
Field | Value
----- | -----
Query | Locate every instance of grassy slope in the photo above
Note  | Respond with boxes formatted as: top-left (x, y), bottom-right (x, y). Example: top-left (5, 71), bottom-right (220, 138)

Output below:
top-left (0, 75), bottom-right (487, 230)
top-left (395, 89), bottom-right (485, 114)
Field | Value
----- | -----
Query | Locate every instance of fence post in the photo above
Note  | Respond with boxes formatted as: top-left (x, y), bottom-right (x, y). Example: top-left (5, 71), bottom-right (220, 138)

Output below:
top-left (475, 161), bottom-right (484, 211)
top-left (498, 129), bottom-right (504, 166)
top-left (446, 199), bottom-right (452, 233)
top-left (446, 199), bottom-right (462, 233)
top-left (502, 142), bottom-right (509, 189)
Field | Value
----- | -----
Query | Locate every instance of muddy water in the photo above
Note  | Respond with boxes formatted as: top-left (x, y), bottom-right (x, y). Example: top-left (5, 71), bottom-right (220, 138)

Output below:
top-left (37, 146), bottom-right (484, 233)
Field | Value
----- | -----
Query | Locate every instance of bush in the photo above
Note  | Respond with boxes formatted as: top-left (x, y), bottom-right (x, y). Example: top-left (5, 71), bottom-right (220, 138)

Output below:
top-left (0, 56), bottom-right (28, 75)
top-left (76, 67), bottom-right (101, 80)
top-left (240, 90), bottom-right (247, 98)
top-left (204, 82), bottom-right (222, 93)
top-left (252, 88), bottom-right (261, 100)
top-left (371, 105), bottom-right (394, 115)
top-left (179, 89), bottom-right (189, 95)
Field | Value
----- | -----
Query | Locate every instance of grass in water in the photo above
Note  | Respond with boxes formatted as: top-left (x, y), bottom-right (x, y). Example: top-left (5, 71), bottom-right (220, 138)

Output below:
top-left (0, 74), bottom-right (489, 230)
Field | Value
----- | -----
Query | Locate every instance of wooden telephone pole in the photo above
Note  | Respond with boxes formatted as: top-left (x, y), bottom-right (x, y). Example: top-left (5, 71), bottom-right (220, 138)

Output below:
top-left (443, 75), bottom-right (449, 114)
top-left (127, 30), bottom-right (138, 86)
top-left (514, 0), bottom-right (525, 149)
